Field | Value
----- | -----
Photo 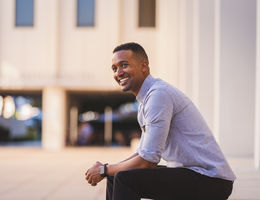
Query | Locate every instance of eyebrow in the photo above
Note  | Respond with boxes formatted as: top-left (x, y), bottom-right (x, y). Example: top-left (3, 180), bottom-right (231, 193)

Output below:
top-left (111, 60), bottom-right (128, 68)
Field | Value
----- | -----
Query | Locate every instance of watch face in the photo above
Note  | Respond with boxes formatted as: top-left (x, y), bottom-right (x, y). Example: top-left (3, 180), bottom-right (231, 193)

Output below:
top-left (100, 166), bottom-right (105, 177)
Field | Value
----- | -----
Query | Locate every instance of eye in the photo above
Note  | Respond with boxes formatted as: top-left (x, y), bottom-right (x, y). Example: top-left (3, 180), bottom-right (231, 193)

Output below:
top-left (122, 63), bottom-right (128, 68)
top-left (112, 65), bottom-right (117, 72)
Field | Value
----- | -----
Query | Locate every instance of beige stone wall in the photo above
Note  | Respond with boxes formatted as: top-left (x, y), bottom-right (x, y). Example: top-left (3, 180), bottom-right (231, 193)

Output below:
top-left (0, 0), bottom-right (180, 90)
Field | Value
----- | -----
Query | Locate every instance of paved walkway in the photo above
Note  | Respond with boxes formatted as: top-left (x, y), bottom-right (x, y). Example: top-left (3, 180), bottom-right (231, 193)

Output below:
top-left (0, 147), bottom-right (259, 200)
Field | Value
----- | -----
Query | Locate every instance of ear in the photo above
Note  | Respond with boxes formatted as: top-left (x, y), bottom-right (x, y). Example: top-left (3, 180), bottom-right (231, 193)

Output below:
top-left (141, 61), bottom-right (149, 73)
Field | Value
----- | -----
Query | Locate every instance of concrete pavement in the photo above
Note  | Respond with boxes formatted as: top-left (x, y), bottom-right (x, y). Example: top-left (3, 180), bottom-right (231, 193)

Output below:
top-left (0, 147), bottom-right (259, 200)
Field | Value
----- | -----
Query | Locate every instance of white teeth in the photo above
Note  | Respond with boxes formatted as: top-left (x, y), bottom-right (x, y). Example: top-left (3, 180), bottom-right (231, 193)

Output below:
top-left (120, 77), bottom-right (129, 83)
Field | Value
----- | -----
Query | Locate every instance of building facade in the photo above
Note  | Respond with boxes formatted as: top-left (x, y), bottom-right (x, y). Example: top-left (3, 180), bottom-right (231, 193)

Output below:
top-left (0, 0), bottom-right (260, 168)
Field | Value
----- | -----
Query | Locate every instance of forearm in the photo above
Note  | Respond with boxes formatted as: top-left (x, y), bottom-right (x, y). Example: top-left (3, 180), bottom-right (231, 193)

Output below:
top-left (106, 155), bottom-right (157, 176)
top-left (119, 152), bottom-right (138, 163)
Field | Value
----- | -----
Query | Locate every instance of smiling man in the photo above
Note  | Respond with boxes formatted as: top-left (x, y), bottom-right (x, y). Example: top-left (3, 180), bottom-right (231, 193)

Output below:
top-left (85, 42), bottom-right (236, 200)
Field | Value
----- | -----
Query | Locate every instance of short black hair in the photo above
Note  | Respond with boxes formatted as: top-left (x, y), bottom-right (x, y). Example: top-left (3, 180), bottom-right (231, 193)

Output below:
top-left (113, 42), bottom-right (149, 64)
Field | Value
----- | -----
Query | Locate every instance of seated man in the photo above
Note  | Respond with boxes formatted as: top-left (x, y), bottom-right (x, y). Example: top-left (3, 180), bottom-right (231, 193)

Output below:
top-left (85, 42), bottom-right (236, 200)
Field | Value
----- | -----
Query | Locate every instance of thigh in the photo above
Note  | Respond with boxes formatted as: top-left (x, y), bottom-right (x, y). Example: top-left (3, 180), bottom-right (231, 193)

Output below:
top-left (118, 167), bottom-right (200, 200)
top-left (197, 175), bottom-right (233, 200)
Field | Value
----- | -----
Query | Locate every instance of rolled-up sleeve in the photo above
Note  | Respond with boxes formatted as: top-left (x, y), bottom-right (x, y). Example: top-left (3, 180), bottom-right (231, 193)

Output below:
top-left (137, 89), bottom-right (173, 163)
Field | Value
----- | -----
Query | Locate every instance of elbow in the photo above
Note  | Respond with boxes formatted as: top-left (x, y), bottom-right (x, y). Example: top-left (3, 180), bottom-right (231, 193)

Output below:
top-left (139, 157), bottom-right (157, 169)
top-left (147, 162), bottom-right (157, 169)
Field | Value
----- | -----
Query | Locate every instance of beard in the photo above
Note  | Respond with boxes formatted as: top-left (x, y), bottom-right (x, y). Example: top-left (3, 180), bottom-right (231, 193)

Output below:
top-left (120, 81), bottom-right (131, 92)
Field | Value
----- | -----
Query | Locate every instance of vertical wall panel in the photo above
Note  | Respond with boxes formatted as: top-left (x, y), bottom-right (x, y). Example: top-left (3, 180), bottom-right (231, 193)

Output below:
top-left (198, 0), bottom-right (215, 130)
top-left (254, 0), bottom-right (260, 168)
top-left (219, 0), bottom-right (256, 156)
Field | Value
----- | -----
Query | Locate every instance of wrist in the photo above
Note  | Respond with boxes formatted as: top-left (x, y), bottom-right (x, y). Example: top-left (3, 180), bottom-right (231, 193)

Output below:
top-left (100, 163), bottom-right (108, 177)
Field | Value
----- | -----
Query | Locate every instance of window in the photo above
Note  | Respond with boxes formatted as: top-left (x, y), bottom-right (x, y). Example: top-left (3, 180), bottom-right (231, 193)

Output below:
top-left (15, 0), bottom-right (34, 27)
top-left (138, 0), bottom-right (156, 27)
top-left (77, 0), bottom-right (95, 27)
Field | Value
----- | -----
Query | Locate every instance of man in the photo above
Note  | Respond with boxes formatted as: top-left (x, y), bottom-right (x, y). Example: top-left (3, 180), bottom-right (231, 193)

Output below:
top-left (85, 42), bottom-right (236, 200)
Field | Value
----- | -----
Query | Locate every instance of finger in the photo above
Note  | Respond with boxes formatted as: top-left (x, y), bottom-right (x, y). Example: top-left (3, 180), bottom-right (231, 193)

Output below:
top-left (86, 172), bottom-right (91, 180)
top-left (92, 176), bottom-right (101, 185)
top-left (88, 175), bottom-right (93, 184)
top-left (91, 182), bottom-right (97, 186)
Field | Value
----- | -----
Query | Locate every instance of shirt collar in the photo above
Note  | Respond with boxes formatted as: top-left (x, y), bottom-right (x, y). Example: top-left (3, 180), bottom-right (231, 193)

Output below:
top-left (136, 75), bottom-right (156, 103)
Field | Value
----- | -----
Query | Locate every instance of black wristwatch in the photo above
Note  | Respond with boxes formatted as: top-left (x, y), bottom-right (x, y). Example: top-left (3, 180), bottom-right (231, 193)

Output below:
top-left (100, 163), bottom-right (108, 177)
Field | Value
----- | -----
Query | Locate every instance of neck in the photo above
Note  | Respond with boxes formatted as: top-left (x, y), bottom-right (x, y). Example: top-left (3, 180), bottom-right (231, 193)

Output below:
top-left (133, 74), bottom-right (149, 96)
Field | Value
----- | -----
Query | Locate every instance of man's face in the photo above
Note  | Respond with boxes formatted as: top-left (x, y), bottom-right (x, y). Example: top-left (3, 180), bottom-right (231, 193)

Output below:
top-left (112, 50), bottom-right (145, 96)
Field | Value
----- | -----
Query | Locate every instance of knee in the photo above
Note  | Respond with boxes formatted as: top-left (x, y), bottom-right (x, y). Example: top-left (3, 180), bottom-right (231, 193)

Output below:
top-left (114, 170), bottom-right (127, 180)
top-left (114, 170), bottom-right (132, 185)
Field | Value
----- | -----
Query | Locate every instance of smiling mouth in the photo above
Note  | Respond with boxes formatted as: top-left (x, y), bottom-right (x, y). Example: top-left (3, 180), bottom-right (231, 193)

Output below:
top-left (119, 77), bottom-right (129, 85)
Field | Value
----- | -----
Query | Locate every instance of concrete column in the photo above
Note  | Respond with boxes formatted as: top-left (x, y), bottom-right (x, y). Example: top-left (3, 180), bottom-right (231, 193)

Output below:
top-left (47, 0), bottom-right (60, 79)
top-left (255, 0), bottom-right (260, 169)
top-left (42, 86), bottom-right (66, 150)
top-left (192, 0), bottom-right (200, 107)
top-left (198, 0), bottom-right (215, 131)
top-left (156, 0), bottom-right (179, 86)
top-left (178, 0), bottom-right (200, 106)
top-left (218, 0), bottom-right (256, 156)
top-left (179, 0), bottom-right (187, 93)
top-left (69, 106), bottom-right (78, 146)
top-left (104, 106), bottom-right (113, 145)
top-left (214, 0), bottom-right (221, 142)
top-left (117, 0), bottom-right (123, 44)
top-left (179, 0), bottom-right (198, 98)
top-left (179, 0), bottom-right (215, 130)
top-left (181, 0), bottom-right (216, 130)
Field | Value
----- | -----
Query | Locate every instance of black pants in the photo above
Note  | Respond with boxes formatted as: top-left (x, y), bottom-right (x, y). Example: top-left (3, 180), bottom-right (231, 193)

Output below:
top-left (106, 167), bottom-right (233, 200)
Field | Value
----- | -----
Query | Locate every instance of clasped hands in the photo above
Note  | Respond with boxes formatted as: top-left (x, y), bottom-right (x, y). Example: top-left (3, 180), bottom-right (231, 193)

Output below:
top-left (85, 161), bottom-right (104, 186)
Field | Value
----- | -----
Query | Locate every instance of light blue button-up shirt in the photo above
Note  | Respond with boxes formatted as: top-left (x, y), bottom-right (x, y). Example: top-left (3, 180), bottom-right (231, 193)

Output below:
top-left (136, 75), bottom-right (236, 181)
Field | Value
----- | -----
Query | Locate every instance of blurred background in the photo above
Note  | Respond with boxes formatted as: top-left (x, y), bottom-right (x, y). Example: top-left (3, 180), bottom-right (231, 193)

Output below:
top-left (0, 0), bottom-right (260, 199)
top-left (0, 0), bottom-right (260, 161)
top-left (0, 0), bottom-right (260, 162)
top-left (0, 0), bottom-right (259, 160)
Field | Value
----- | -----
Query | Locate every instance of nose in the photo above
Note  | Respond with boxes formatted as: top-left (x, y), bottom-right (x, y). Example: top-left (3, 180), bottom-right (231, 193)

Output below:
top-left (115, 67), bottom-right (124, 78)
